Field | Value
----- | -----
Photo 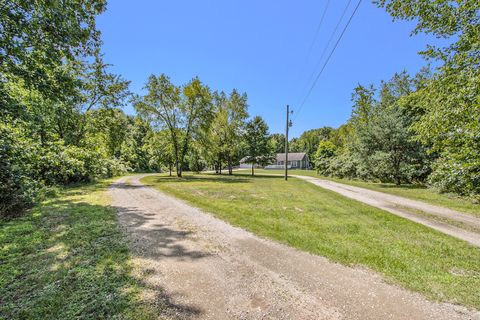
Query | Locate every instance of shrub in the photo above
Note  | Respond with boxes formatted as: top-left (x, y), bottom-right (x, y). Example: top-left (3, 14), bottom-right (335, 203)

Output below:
top-left (428, 156), bottom-right (480, 198)
top-left (0, 124), bottom-right (42, 217)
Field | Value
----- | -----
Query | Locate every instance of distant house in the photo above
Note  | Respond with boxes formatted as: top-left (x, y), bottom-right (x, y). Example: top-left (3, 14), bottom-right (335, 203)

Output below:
top-left (269, 152), bottom-right (310, 169)
top-left (240, 152), bottom-right (311, 170)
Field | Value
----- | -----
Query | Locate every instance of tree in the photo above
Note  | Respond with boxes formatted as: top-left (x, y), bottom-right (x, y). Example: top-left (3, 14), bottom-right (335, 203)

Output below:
top-left (314, 141), bottom-right (337, 175)
top-left (144, 130), bottom-right (176, 175)
top-left (355, 106), bottom-right (416, 185)
top-left (0, 0), bottom-right (136, 216)
top-left (177, 78), bottom-right (213, 176)
top-left (269, 133), bottom-right (285, 153)
top-left (374, 0), bottom-right (479, 66)
top-left (134, 74), bottom-right (213, 177)
top-left (224, 90), bottom-right (249, 174)
top-left (1, 0), bottom-right (107, 115)
top-left (203, 92), bottom-right (228, 174)
top-left (350, 73), bottom-right (430, 185)
top-left (350, 84), bottom-right (376, 126)
top-left (243, 116), bottom-right (272, 176)
top-left (376, 0), bottom-right (480, 196)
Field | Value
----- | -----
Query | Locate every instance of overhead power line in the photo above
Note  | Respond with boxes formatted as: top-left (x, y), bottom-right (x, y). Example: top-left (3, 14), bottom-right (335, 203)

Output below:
top-left (294, 0), bottom-right (363, 121)
top-left (303, 0), bottom-right (331, 66)
top-left (304, 0), bottom-right (354, 90)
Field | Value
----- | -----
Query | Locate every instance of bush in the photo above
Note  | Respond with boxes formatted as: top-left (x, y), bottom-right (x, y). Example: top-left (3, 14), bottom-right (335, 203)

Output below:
top-left (327, 150), bottom-right (359, 179)
top-left (104, 157), bottom-right (131, 177)
top-left (0, 124), bottom-right (42, 217)
top-left (34, 142), bottom-right (131, 184)
top-left (314, 141), bottom-right (336, 175)
top-left (34, 143), bottom-right (96, 184)
top-left (428, 156), bottom-right (480, 198)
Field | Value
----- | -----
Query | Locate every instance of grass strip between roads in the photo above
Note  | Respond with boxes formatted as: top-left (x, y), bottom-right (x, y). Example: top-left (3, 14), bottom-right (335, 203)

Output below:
top-left (244, 169), bottom-right (480, 217)
top-left (143, 173), bottom-right (480, 310)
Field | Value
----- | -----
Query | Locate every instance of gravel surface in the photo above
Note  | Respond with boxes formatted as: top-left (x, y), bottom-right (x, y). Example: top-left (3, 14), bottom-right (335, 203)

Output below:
top-left (293, 175), bottom-right (480, 247)
top-left (110, 175), bottom-right (479, 320)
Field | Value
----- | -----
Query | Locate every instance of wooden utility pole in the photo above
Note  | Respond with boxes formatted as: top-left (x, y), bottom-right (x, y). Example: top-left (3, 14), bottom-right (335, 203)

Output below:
top-left (285, 105), bottom-right (292, 181)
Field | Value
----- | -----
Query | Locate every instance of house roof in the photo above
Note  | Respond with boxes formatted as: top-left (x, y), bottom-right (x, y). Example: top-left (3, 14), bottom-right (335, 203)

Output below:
top-left (276, 153), bottom-right (307, 161)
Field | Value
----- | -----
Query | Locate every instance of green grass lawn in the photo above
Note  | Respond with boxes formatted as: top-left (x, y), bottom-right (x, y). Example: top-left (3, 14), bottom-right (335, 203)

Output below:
top-left (241, 169), bottom-right (480, 217)
top-left (143, 173), bottom-right (480, 310)
top-left (0, 180), bottom-right (156, 319)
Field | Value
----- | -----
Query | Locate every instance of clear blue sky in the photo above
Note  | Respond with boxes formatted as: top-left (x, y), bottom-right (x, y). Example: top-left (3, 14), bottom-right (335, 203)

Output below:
top-left (97, 0), bottom-right (441, 137)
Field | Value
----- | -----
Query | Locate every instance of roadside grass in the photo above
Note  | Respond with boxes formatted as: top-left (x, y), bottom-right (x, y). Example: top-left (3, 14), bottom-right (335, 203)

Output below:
top-left (143, 173), bottom-right (480, 310)
top-left (0, 179), bottom-right (156, 319)
top-left (241, 169), bottom-right (480, 217)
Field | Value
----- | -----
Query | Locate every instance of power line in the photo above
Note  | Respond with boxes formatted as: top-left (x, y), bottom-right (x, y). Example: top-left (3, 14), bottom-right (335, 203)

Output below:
top-left (304, 0), bottom-right (354, 91)
top-left (294, 0), bottom-right (362, 121)
top-left (303, 0), bottom-right (331, 66)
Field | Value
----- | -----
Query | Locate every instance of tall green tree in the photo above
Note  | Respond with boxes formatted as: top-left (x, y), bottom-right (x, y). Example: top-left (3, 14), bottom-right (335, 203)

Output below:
top-left (269, 133), bottom-right (285, 153)
top-left (243, 116), bottom-right (272, 176)
top-left (135, 74), bottom-right (213, 177)
top-left (144, 130), bottom-right (176, 175)
top-left (376, 0), bottom-right (480, 196)
top-left (355, 106), bottom-right (417, 185)
top-left (224, 89), bottom-right (249, 174)
top-left (314, 140), bottom-right (337, 176)
top-left (1, 0), bottom-right (107, 115)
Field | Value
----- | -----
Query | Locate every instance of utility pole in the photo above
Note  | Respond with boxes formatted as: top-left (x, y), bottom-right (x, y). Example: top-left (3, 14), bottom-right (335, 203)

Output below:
top-left (285, 105), bottom-right (292, 181)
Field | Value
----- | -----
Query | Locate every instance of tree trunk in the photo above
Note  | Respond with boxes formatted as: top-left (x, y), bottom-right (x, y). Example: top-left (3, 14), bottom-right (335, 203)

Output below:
top-left (169, 163), bottom-right (172, 177)
top-left (176, 160), bottom-right (181, 177)
top-left (251, 163), bottom-right (254, 176)
top-left (228, 157), bottom-right (232, 175)
top-left (394, 175), bottom-right (401, 186)
top-left (393, 155), bottom-right (401, 186)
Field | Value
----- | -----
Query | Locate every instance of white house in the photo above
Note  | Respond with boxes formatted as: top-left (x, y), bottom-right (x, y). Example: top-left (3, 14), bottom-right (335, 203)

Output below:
top-left (240, 152), bottom-right (311, 169)
top-left (269, 153), bottom-right (310, 169)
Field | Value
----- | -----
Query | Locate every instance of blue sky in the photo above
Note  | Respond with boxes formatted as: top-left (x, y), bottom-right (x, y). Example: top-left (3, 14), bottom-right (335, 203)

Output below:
top-left (97, 1), bottom-right (441, 137)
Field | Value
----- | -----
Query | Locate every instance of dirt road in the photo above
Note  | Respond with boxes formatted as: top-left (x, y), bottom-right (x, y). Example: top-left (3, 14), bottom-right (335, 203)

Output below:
top-left (110, 175), bottom-right (477, 319)
top-left (292, 175), bottom-right (480, 247)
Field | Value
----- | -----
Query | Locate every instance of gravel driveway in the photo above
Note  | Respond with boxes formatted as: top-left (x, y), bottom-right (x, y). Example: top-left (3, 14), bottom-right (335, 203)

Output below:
top-left (110, 175), bottom-right (478, 320)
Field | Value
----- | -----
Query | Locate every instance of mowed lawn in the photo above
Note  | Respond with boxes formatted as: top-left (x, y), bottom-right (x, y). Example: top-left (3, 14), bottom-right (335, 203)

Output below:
top-left (142, 173), bottom-right (480, 310)
top-left (0, 180), bottom-right (156, 319)
top-left (243, 169), bottom-right (480, 217)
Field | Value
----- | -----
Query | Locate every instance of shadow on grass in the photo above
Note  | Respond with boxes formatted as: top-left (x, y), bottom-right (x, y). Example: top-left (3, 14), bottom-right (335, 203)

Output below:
top-left (0, 193), bottom-right (202, 319)
top-left (373, 183), bottom-right (428, 190)
top-left (147, 175), bottom-right (252, 184)
top-left (147, 173), bottom-right (287, 185)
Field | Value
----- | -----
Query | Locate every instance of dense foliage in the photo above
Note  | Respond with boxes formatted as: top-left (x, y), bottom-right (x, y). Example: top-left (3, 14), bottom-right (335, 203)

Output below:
top-left (311, 0), bottom-right (480, 198)
top-left (1, 1), bottom-right (158, 217)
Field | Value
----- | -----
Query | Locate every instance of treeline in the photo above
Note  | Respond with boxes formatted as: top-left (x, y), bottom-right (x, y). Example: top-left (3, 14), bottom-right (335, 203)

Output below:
top-left (0, 1), bottom-right (275, 217)
top-left (0, 3), bottom-right (186, 216)
top-left (310, 0), bottom-right (480, 199)
top-left (1, 1), bottom-right (117, 216)
top-left (134, 74), bottom-right (273, 177)
top-left (312, 70), bottom-right (432, 185)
